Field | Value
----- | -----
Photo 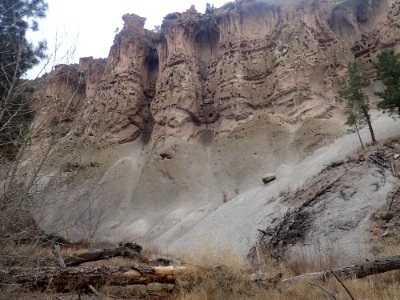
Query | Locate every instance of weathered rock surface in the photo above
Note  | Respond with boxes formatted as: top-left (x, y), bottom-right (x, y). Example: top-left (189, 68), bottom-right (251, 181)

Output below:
top-left (25, 0), bottom-right (400, 259)
top-left (30, 57), bottom-right (106, 147)
top-left (34, 0), bottom-right (400, 146)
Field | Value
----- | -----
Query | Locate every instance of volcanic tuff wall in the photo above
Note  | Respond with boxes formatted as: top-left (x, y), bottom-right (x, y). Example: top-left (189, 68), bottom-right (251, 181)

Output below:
top-left (32, 0), bottom-right (400, 252)
top-left (72, 0), bottom-right (397, 146)
top-left (37, 0), bottom-right (399, 146)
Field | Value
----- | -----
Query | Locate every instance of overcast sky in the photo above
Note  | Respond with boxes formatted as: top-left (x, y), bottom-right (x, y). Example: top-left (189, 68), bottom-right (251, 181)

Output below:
top-left (27, 0), bottom-right (229, 77)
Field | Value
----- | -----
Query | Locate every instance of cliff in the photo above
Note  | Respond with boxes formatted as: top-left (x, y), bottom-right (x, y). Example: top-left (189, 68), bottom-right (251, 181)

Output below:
top-left (26, 0), bottom-right (400, 258)
top-left (61, 0), bottom-right (398, 145)
top-left (31, 0), bottom-right (399, 146)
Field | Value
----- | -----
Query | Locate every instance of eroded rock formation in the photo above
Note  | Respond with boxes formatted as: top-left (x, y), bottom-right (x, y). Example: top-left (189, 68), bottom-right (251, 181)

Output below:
top-left (28, 0), bottom-right (400, 257)
top-left (36, 0), bottom-right (399, 146)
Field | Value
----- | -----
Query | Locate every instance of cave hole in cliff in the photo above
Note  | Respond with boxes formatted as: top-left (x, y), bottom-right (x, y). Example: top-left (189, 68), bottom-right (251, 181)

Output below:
top-left (143, 47), bottom-right (159, 98)
top-left (200, 103), bottom-right (217, 124)
top-left (140, 47), bottom-right (159, 144)
top-left (191, 21), bottom-right (220, 114)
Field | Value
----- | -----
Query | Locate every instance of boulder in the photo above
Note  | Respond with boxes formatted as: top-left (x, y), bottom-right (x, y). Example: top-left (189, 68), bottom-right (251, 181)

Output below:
top-left (262, 174), bottom-right (276, 185)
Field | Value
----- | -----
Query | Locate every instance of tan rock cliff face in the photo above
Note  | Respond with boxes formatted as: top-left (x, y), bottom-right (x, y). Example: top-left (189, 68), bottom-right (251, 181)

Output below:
top-left (31, 58), bottom-right (105, 145)
top-left (58, 0), bottom-right (397, 146)
top-left (32, 0), bottom-right (400, 254)
top-left (82, 14), bottom-right (158, 144)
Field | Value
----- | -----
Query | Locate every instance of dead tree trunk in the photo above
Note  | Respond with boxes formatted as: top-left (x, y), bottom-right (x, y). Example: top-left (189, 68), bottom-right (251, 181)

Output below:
top-left (63, 246), bottom-right (149, 267)
top-left (0, 265), bottom-right (191, 291)
top-left (281, 254), bottom-right (400, 283)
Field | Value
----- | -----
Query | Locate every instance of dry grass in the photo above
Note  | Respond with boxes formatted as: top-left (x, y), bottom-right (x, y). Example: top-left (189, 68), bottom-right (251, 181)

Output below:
top-left (0, 243), bottom-right (56, 268)
top-left (172, 238), bottom-right (400, 300)
top-left (1, 241), bottom-right (400, 299)
top-left (176, 251), bottom-right (400, 300)
top-left (81, 256), bottom-right (135, 267)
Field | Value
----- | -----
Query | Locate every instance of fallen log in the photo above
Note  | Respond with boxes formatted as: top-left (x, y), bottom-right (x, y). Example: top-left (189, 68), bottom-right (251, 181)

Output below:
top-left (63, 245), bottom-right (149, 267)
top-left (280, 254), bottom-right (400, 283)
top-left (0, 265), bottom-right (191, 291)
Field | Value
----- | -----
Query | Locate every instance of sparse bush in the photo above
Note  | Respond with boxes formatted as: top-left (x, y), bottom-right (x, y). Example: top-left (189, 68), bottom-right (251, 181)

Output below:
top-left (205, 3), bottom-right (215, 15)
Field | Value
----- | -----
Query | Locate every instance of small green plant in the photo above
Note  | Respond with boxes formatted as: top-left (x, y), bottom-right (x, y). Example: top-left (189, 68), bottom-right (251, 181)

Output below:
top-left (205, 3), bottom-right (215, 15)
top-left (152, 25), bottom-right (161, 33)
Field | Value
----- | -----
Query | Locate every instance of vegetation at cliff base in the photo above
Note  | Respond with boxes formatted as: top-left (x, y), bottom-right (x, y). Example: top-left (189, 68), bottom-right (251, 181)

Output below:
top-left (376, 49), bottom-right (400, 116)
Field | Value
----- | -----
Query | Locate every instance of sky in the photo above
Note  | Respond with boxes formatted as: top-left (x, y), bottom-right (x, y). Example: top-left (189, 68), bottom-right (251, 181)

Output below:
top-left (26, 0), bottom-right (229, 78)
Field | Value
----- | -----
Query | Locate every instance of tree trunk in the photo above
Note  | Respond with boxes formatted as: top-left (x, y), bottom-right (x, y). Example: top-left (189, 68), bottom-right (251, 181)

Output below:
top-left (281, 254), bottom-right (400, 283)
top-left (363, 107), bottom-right (377, 144)
top-left (354, 123), bottom-right (364, 150)
top-left (0, 265), bottom-right (191, 291)
top-left (63, 246), bottom-right (149, 267)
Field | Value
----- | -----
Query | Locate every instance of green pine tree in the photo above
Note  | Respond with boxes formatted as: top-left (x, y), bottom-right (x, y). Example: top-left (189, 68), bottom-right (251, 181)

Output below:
top-left (375, 49), bottom-right (400, 116)
top-left (0, 0), bottom-right (47, 158)
top-left (340, 61), bottom-right (376, 145)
